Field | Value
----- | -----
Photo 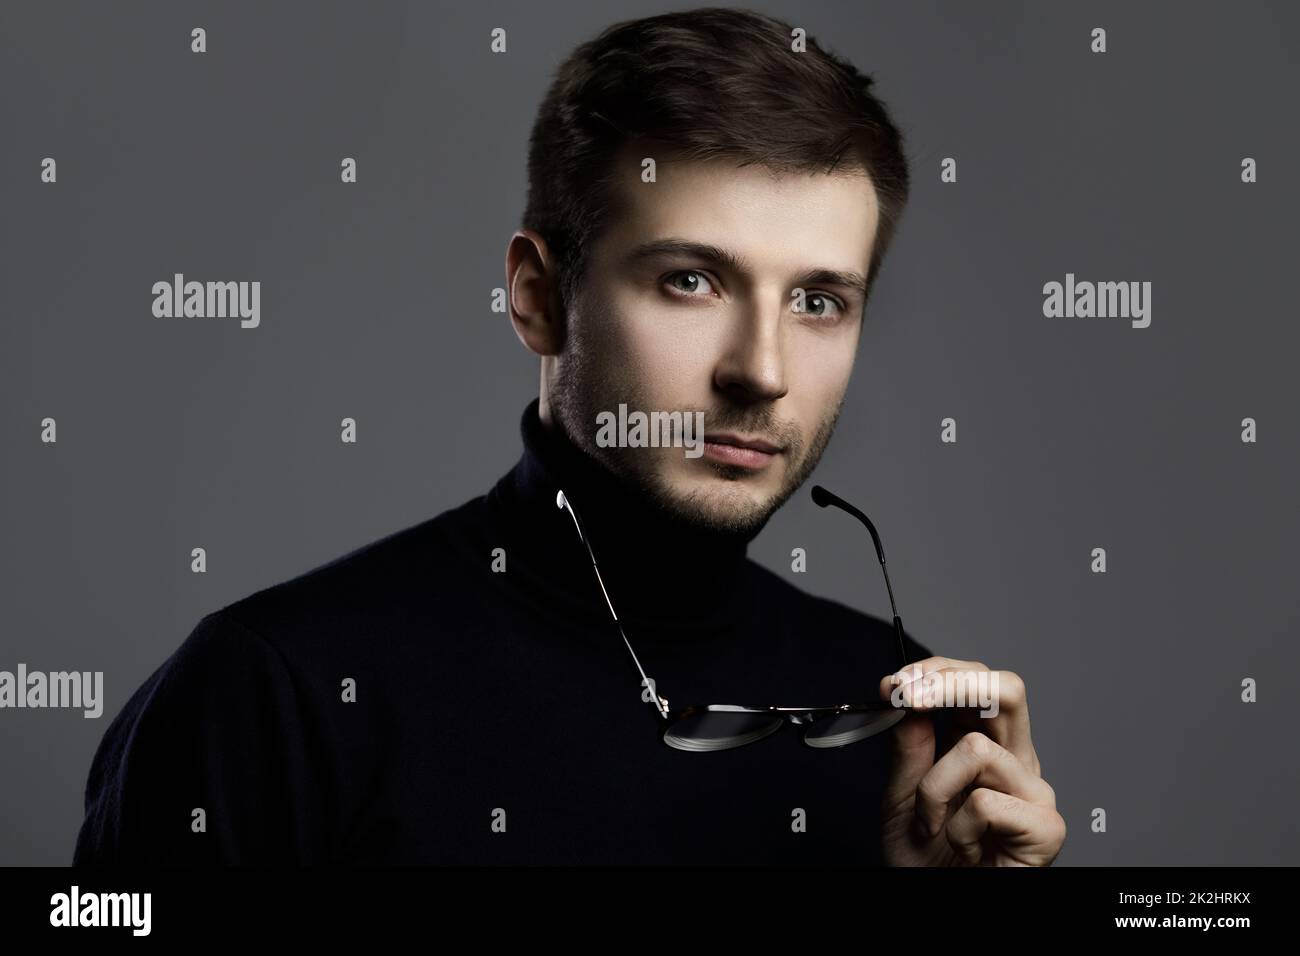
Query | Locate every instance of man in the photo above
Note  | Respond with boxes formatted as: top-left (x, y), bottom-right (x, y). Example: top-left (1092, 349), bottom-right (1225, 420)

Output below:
top-left (75, 7), bottom-right (1064, 866)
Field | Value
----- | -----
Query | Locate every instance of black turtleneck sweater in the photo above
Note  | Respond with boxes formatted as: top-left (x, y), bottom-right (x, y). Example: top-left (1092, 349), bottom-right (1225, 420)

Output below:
top-left (74, 400), bottom-right (934, 865)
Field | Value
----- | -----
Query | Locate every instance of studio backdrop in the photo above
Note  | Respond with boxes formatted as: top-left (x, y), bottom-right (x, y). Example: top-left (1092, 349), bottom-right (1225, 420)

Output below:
top-left (1, 0), bottom-right (1296, 865)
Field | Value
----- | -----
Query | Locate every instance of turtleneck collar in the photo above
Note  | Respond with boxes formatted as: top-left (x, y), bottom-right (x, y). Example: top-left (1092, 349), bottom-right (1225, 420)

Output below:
top-left (485, 398), bottom-right (759, 634)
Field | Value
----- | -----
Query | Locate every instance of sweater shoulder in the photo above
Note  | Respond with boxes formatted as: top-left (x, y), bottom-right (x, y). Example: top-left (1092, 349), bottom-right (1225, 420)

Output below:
top-left (73, 609), bottom-right (325, 864)
top-left (211, 493), bottom-right (493, 652)
top-left (741, 558), bottom-right (934, 661)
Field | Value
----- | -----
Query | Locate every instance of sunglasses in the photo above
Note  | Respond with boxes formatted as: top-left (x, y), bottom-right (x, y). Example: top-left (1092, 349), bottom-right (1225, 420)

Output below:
top-left (555, 484), bottom-right (912, 751)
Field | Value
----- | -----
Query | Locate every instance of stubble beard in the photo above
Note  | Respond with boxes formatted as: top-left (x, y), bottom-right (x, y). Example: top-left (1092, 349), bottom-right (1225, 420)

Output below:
top-left (548, 323), bottom-right (845, 539)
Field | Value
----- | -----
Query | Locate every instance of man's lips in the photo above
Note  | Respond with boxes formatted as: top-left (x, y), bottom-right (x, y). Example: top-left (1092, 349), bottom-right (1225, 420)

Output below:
top-left (701, 433), bottom-right (784, 470)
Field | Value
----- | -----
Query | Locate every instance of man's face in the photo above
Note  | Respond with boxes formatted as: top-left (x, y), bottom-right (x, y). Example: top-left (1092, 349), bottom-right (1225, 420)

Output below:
top-left (550, 153), bottom-right (880, 536)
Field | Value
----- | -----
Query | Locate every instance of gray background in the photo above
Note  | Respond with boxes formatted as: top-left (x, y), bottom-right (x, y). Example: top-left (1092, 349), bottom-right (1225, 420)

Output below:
top-left (1, 0), bottom-right (1296, 866)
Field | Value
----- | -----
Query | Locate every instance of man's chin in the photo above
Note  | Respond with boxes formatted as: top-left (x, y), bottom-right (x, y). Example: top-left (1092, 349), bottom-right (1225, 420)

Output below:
top-left (644, 477), bottom-right (783, 538)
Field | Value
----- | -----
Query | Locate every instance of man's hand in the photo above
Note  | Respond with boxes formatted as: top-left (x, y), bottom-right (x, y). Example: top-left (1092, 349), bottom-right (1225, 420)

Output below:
top-left (876, 657), bottom-right (1065, 866)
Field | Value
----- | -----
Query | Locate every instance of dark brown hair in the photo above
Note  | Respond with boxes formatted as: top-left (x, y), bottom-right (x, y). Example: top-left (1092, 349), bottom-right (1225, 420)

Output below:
top-left (522, 6), bottom-right (912, 313)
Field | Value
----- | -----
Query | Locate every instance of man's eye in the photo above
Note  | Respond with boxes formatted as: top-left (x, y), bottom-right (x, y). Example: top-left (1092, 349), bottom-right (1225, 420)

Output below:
top-left (795, 292), bottom-right (845, 320)
top-left (664, 270), bottom-right (716, 296)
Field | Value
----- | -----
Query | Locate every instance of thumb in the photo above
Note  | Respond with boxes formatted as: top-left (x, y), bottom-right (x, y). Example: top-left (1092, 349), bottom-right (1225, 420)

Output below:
top-left (882, 711), bottom-right (936, 817)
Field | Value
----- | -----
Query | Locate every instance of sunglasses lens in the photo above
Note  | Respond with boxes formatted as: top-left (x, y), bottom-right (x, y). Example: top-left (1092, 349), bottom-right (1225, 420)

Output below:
top-left (803, 707), bottom-right (906, 748)
top-left (663, 711), bottom-right (784, 752)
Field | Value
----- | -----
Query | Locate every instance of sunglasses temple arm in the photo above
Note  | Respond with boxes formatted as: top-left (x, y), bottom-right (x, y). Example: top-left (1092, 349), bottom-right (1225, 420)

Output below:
top-left (812, 485), bottom-right (911, 670)
top-left (880, 561), bottom-right (911, 670)
top-left (556, 490), bottom-right (670, 719)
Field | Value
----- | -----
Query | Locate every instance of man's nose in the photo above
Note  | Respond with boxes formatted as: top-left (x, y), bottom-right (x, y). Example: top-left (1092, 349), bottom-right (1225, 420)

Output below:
top-left (712, 300), bottom-right (789, 403)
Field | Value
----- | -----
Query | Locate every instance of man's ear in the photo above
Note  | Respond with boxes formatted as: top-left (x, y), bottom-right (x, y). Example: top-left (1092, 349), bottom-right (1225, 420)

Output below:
top-left (505, 229), bottom-right (565, 356)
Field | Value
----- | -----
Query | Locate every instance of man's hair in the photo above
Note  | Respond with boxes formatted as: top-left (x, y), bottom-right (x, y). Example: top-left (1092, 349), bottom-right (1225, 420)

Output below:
top-left (522, 6), bottom-right (912, 314)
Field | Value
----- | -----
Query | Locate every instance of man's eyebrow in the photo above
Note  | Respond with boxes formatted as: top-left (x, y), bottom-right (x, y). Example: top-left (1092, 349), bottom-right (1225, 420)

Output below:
top-left (622, 238), bottom-right (867, 297)
top-left (623, 238), bottom-right (750, 274)
top-left (794, 268), bottom-right (868, 297)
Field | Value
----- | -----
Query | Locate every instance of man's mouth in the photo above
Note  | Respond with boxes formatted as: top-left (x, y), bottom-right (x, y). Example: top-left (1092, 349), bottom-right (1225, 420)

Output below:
top-left (700, 433), bottom-right (784, 470)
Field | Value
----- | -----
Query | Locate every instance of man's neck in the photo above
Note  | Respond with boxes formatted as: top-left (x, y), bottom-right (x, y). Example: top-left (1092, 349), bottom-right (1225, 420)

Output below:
top-left (490, 398), bottom-right (759, 633)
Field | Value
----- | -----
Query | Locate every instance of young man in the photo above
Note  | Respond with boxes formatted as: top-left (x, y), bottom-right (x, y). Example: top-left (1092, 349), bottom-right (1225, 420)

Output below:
top-left (75, 8), bottom-right (1063, 866)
